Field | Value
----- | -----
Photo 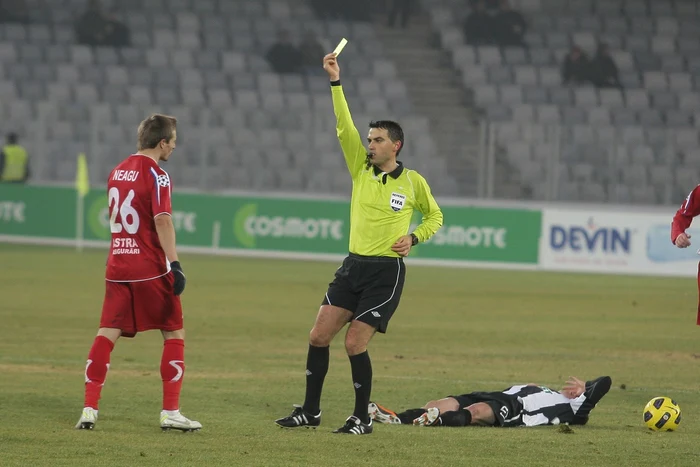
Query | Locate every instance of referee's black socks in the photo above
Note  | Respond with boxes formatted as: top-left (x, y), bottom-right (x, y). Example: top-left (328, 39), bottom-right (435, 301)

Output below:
top-left (302, 344), bottom-right (329, 415)
top-left (349, 351), bottom-right (372, 424)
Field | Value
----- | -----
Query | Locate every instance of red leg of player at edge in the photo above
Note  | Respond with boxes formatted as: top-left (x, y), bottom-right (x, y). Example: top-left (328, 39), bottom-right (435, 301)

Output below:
top-left (696, 263), bottom-right (700, 326)
top-left (161, 339), bottom-right (185, 411)
top-left (84, 336), bottom-right (115, 409)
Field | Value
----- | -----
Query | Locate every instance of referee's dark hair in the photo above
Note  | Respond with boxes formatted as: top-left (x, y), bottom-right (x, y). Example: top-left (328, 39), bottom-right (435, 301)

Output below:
top-left (369, 120), bottom-right (404, 156)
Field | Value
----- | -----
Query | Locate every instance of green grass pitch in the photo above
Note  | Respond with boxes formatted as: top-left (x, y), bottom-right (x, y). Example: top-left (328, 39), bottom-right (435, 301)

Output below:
top-left (2, 244), bottom-right (700, 466)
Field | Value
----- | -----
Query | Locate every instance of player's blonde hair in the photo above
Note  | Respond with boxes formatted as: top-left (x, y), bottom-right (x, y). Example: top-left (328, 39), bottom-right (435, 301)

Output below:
top-left (137, 114), bottom-right (177, 150)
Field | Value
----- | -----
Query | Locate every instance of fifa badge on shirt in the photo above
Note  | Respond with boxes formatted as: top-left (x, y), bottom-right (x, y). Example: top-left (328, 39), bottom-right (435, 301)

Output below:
top-left (390, 192), bottom-right (406, 212)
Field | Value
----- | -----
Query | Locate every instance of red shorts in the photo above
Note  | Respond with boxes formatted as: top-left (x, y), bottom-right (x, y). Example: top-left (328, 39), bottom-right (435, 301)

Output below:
top-left (100, 273), bottom-right (183, 338)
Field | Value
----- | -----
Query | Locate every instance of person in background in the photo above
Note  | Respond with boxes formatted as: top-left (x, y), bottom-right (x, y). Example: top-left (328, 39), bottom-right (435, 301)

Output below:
top-left (387, 0), bottom-right (414, 28)
top-left (562, 45), bottom-right (591, 85)
top-left (75, 0), bottom-right (108, 46)
top-left (0, 133), bottom-right (29, 183)
top-left (266, 30), bottom-right (303, 74)
top-left (103, 7), bottom-right (130, 47)
top-left (464, 0), bottom-right (494, 45)
top-left (590, 43), bottom-right (622, 89)
top-left (493, 0), bottom-right (527, 47)
top-left (0, 0), bottom-right (29, 23)
top-left (300, 30), bottom-right (325, 73)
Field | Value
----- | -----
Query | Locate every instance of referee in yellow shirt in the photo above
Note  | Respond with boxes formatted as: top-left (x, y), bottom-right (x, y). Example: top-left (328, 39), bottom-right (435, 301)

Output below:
top-left (276, 52), bottom-right (443, 434)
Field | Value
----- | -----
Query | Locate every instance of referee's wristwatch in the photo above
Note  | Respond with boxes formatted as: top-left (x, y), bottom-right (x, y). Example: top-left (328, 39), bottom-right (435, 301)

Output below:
top-left (410, 233), bottom-right (419, 246)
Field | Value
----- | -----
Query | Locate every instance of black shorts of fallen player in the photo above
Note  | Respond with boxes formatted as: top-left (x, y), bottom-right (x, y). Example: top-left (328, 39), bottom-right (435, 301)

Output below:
top-left (449, 391), bottom-right (525, 427)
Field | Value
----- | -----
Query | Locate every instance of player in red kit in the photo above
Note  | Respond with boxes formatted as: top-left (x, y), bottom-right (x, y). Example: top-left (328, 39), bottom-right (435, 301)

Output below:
top-left (672, 184), bottom-right (700, 325)
top-left (75, 114), bottom-right (201, 432)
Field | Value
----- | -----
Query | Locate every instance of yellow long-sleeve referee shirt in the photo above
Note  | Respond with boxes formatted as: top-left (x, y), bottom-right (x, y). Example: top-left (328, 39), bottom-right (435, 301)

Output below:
top-left (331, 83), bottom-right (443, 257)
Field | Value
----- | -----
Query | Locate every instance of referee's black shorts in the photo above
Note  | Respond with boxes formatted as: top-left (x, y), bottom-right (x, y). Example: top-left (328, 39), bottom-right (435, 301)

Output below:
top-left (449, 391), bottom-right (524, 427)
top-left (321, 253), bottom-right (406, 333)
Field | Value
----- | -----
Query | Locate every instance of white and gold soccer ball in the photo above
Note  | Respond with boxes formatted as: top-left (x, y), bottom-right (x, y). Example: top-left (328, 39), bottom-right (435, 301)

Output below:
top-left (643, 397), bottom-right (681, 431)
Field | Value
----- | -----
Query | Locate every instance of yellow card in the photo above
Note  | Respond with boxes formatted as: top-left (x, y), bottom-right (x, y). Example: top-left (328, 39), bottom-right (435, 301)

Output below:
top-left (333, 38), bottom-right (348, 56)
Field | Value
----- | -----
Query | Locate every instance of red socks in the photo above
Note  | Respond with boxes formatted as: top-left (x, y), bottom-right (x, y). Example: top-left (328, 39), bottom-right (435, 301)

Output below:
top-left (83, 337), bottom-right (185, 411)
top-left (161, 339), bottom-right (185, 411)
top-left (84, 336), bottom-right (114, 409)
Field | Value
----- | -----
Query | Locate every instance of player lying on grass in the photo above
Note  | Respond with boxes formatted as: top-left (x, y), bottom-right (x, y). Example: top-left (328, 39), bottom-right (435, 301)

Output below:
top-left (369, 376), bottom-right (611, 427)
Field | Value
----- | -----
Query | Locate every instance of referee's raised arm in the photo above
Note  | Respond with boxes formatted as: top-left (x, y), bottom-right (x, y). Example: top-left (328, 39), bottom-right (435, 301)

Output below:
top-left (323, 53), bottom-right (366, 178)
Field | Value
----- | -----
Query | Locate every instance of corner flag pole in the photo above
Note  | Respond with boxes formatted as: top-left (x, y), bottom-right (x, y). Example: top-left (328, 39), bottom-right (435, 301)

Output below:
top-left (75, 153), bottom-right (89, 252)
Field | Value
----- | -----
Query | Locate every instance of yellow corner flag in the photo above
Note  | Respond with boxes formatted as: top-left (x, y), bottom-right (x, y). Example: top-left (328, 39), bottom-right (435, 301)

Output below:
top-left (75, 153), bottom-right (89, 197)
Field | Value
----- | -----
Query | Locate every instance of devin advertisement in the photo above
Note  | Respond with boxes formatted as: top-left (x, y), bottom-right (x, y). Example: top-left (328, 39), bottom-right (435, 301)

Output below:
top-left (540, 208), bottom-right (700, 277)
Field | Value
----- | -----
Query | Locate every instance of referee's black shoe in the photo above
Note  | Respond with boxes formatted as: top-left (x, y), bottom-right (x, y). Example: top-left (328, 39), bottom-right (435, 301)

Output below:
top-left (332, 415), bottom-right (373, 435)
top-left (275, 405), bottom-right (321, 428)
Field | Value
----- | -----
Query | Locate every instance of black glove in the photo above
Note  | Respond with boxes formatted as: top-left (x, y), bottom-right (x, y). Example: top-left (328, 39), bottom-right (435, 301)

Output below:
top-left (170, 261), bottom-right (186, 296)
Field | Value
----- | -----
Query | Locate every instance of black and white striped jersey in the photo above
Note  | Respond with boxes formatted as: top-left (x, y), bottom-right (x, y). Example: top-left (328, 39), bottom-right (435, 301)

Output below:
top-left (501, 384), bottom-right (587, 426)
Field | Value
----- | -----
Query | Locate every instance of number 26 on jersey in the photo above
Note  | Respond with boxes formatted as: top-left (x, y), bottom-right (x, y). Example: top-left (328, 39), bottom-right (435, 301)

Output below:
top-left (108, 187), bottom-right (140, 234)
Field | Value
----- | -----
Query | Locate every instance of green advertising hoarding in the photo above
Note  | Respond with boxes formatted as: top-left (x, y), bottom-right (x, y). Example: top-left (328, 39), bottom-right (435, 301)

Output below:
top-left (410, 206), bottom-right (541, 264)
top-left (225, 197), bottom-right (349, 252)
top-left (0, 185), bottom-right (541, 264)
top-left (0, 184), bottom-right (77, 238)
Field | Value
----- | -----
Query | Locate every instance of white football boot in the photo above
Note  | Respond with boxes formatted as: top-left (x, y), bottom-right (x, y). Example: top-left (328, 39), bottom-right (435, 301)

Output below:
top-left (160, 410), bottom-right (202, 432)
top-left (75, 407), bottom-right (98, 430)
top-left (368, 402), bottom-right (402, 424)
top-left (413, 407), bottom-right (441, 426)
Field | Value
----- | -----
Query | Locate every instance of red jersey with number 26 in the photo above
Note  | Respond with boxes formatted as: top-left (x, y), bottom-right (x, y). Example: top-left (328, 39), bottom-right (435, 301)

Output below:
top-left (105, 154), bottom-right (173, 282)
